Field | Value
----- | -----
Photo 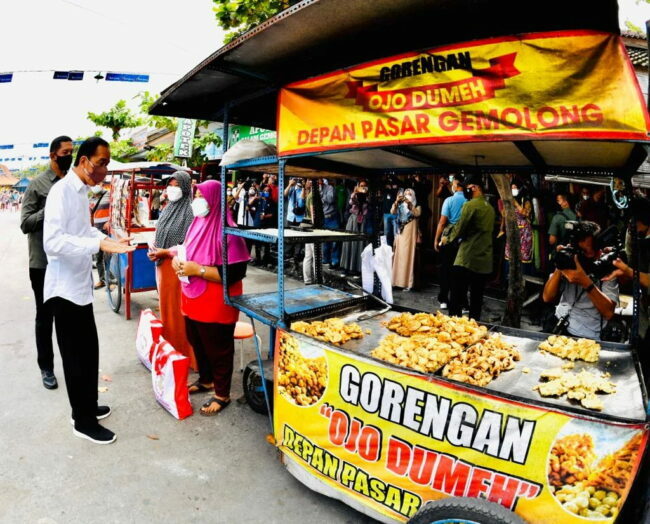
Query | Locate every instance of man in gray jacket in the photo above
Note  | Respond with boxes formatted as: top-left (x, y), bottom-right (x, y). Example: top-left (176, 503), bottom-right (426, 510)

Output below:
top-left (20, 135), bottom-right (73, 389)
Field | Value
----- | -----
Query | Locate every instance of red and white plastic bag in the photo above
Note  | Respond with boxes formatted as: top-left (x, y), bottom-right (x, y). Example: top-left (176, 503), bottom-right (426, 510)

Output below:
top-left (151, 338), bottom-right (193, 420)
top-left (136, 309), bottom-right (164, 370)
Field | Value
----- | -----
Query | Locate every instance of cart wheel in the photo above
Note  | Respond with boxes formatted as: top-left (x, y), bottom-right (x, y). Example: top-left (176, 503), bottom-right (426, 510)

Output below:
top-left (407, 497), bottom-right (527, 524)
top-left (243, 361), bottom-right (273, 415)
top-left (105, 252), bottom-right (122, 313)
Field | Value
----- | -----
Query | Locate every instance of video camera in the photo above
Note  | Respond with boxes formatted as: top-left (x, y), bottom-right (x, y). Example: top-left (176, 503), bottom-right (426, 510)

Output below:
top-left (555, 221), bottom-right (627, 280)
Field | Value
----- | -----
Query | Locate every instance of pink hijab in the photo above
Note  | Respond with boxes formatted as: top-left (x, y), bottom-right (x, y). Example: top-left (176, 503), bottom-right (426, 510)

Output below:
top-left (182, 180), bottom-right (250, 298)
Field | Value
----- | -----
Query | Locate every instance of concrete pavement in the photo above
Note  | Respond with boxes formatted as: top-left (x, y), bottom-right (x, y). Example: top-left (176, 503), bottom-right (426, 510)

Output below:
top-left (0, 210), bottom-right (372, 524)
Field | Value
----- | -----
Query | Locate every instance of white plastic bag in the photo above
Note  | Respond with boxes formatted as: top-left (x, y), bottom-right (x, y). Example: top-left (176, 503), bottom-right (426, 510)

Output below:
top-left (151, 338), bottom-right (193, 420)
top-left (220, 139), bottom-right (277, 166)
top-left (136, 309), bottom-right (164, 370)
top-left (373, 240), bottom-right (394, 304)
top-left (361, 243), bottom-right (374, 294)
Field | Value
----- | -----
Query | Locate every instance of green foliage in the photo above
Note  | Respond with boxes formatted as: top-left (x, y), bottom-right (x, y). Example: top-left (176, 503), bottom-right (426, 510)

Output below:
top-left (87, 100), bottom-right (143, 141)
top-left (625, 20), bottom-right (645, 35)
top-left (212, 0), bottom-right (289, 43)
top-left (145, 143), bottom-right (174, 162)
top-left (110, 139), bottom-right (140, 162)
top-left (191, 131), bottom-right (223, 166)
top-left (136, 91), bottom-right (178, 132)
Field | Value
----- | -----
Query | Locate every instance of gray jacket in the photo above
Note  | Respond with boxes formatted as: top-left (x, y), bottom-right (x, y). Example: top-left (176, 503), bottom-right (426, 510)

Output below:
top-left (20, 167), bottom-right (62, 269)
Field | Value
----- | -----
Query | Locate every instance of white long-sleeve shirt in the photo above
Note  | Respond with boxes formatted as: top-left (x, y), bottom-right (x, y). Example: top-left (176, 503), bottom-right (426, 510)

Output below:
top-left (43, 170), bottom-right (106, 306)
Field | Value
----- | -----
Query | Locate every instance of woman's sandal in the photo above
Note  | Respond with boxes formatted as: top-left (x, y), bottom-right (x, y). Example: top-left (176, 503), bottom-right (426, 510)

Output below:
top-left (188, 380), bottom-right (214, 394)
top-left (200, 396), bottom-right (231, 416)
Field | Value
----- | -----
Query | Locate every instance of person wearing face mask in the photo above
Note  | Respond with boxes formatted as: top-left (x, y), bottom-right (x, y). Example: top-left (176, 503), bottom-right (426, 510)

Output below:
top-left (340, 180), bottom-right (372, 275)
top-left (498, 180), bottom-right (534, 275)
top-left (319, 178), bottom-right (341, 269)
top-left (251, 183), bottom-right (275, 266)
top-left (168, 180), bottom-right (249, 416)
top-left (89, 181), bottom-right (111, 289)
top-left (43, 136), bottom-right (136, 444)
top-left (391, 188), bottom-right (421, 290)
top-left (147, 172), bottom-right (197, 371)
top-left (447, 175), bottom-right (496, 320)
top-left (20, 135), bottom-right (73, 391)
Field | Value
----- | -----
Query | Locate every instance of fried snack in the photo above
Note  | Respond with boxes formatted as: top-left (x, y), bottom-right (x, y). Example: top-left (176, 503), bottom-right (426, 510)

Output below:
top-left (533, 369), bottom-right (616, 410)
top-left (539, 335), bottom-right (600, 362)
top-left (277, 333), bottom-right (327, 406)
top-left (553, 481), bottom-right (620, 519)
top-left (442, 334), bottom-right (520, 387)
top-left (291, 318), bottom-right (365, 345)
top-left (383, 311), bottom-right (488, 347)
top-left (548, 434), bottom-right (596, 488)
top-left (587, 433), bottom-right (643, 496)
top-left (370, 333), bottom-right (463, 373)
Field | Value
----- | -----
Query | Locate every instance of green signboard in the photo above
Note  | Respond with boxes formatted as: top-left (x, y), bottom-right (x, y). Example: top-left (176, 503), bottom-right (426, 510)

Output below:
top-left (174, 118), bottom-right (196, 158)
top-left (228, 125), bottom-right (276, 146)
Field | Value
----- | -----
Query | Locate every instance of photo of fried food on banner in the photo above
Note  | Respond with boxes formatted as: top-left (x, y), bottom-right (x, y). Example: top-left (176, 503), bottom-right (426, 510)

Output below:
top-left (278, 332), bottom-right (328, 407)
top-left (547, 422), bottom-right (644, 520)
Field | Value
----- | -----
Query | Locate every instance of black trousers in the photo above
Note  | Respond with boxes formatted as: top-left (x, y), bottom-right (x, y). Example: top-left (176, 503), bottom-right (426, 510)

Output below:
top-left (449, 266), bottom-right (488, 321)
top-left (50, 297), bottom-right (99, 429)
top-left (29, 268), bottom-right (55, 372)
top-left (185, 318), bottom-right (236, 398)
top-left (437, 241), bottom-right (460, 304)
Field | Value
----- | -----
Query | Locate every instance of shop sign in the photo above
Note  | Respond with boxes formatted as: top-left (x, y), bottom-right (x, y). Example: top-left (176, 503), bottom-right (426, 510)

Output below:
top-left (229, 125), bottom-right (276, 146)
top-left (173, 118), bottom-right (196, 158)
top-left (273, 330), bottom-right (648, 523)
top-left (278, 31), bottom-right (650, 155)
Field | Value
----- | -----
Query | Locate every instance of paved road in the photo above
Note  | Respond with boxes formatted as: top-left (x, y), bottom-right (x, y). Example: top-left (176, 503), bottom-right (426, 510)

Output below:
top-left (0, 210), bottom-right (374, 524)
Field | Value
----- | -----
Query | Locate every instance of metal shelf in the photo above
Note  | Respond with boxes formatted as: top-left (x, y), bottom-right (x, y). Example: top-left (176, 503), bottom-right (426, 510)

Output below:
top-left (230, 285), bottom-right (370, 327)
top-left (225, 226), bottom-right (369, 244)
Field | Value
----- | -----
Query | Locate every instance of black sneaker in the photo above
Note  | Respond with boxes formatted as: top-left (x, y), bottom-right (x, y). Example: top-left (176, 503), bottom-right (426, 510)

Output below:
top-left (73, 424), bottom-right (116, 445)
top-left (41, 370), bottom-right (58, 390)
top-left (70, 406), bottom-right (111, 425)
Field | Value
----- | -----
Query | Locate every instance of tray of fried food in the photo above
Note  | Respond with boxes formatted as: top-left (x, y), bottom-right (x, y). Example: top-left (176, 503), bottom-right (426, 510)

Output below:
top-left (442, 334), bottom-right (520, 387)
top-left (548, 434), bottom-right (596, 488)
top-left (291, 317), bottom-right (365, 345)
top-left (383, 311), bottom-right (488, 346)
top-left (538, 335), bottom-right (600, 362)
top-left (370, 333), bottom-right (463, 373)
top-left (533, 368), bottom-right (616, 410)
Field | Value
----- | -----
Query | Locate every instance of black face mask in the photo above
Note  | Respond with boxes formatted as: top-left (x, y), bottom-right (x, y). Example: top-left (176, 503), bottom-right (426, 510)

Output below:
top-left (55, 154), bottom-right (73, 173)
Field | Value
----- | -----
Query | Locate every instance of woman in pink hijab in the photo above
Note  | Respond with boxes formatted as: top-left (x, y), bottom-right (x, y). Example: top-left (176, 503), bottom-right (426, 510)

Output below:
top-left (166, 180), bottom-right (249, 415)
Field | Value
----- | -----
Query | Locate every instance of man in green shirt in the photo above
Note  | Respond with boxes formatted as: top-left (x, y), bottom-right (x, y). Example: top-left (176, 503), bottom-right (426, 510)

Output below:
top-left (548, 193), bottom-right (577, 248)
top-left (447, 175), bottom-right (495, 320)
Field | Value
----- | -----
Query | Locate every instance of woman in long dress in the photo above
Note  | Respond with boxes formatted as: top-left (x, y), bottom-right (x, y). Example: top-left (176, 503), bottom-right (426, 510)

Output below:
top-left (340, 180), bottom-right (371, 275)
top-left (148, 172), bottom-right (197, 370)
top-left (392, 188), bottom-right (421, 290)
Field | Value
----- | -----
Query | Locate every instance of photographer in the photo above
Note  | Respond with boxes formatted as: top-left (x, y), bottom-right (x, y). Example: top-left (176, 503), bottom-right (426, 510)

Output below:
top-left (542, 221), bottom-right (619, 340)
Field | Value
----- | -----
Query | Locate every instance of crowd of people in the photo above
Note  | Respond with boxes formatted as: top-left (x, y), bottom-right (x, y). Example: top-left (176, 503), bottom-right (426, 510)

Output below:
top-left (0, 188), bottom-right (23, 211)
top-left (19, 135), bottom-right (650, 444)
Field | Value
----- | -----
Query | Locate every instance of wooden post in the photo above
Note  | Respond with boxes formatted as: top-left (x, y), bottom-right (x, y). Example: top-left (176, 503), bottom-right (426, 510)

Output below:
top-left (491, 174), bottom-right (524, 328)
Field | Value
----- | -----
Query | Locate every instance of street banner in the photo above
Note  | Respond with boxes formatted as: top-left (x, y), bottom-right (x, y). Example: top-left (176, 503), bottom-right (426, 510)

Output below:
top-left (229, 125), bottom-right (277, 146)
top-left (277, 31), bottom-right (650, 156)
top-left (273, 330), bottom-right (648, 523)
top-left (173, 118), bottom-right (196, 158)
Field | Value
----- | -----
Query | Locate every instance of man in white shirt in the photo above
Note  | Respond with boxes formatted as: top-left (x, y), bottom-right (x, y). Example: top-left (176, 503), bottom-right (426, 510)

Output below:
top-left (44, 137), bottom-right (134, 445)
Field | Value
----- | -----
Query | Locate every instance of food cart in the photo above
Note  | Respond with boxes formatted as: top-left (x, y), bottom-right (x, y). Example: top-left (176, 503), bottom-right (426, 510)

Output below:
top-left (150, 0), bottom-right (650, 522)
top-left (105, 162), bottom-right (194, 320)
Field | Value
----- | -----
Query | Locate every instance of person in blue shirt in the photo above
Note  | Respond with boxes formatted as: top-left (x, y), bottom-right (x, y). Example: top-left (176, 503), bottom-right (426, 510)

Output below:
top-left (284, 177), bottom-right (305, 267)
top-left (251, 184), bottom-right (275, 266)
top-left (433, 175), bottom-right (467, 309)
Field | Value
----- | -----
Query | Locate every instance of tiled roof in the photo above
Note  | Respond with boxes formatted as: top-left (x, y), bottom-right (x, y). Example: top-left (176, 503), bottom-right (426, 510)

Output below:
top-left (626, 46), bottom-right (649, 68)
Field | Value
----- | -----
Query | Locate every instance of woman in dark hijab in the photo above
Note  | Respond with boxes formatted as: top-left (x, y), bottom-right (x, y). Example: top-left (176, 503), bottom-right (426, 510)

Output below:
top-left (148, 171), bottom-right (197, 369)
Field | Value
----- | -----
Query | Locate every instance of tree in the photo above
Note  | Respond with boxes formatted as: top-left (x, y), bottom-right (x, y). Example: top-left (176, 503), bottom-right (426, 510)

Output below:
top-left (212, 0), bottom-right (291, 43)
top-left (491, 174), bottom-right (524, 328)
top-left (110, 139), bottom-right (139, 162)
top-left (87, 100), bottom-right (143, 141)
top-left (145, 144), bottom-right (174, 163)
top-left (136, 91), bottom-right (177, 132)
top-left (191, 131), bottom-right (222, 166)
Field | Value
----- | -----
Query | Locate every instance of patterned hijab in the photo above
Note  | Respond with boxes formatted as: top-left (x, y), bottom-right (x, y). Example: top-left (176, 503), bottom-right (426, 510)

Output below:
top-left (154, 171), bottom-right (194, 251)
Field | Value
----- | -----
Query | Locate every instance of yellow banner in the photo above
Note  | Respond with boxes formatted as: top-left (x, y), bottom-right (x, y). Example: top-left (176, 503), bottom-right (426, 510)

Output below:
top-left (278, 31), bottom-right (650, 155)
top-left (274, 330), bottom-right (648, 523)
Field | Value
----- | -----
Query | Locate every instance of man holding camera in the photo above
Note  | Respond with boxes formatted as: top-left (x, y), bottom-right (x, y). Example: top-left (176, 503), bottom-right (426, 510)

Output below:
top-left (542, 221), bottom-right (618, 340)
